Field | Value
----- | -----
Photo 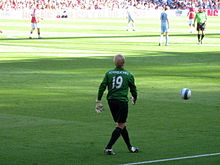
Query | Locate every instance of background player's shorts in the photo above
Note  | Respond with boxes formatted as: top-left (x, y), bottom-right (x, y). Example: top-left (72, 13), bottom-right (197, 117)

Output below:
top-left (188, 19), bottom-right (194, 24)
top-left (31, 23), bottom-right (40, 29)
top-left (108, 99), bottom-right (128, 123)
top-left (128, 15), bottom-right (134, 22)
top-left (161, 24), bottom-right (168, 33)
top-left (197, 23), bottom-right (206, 31)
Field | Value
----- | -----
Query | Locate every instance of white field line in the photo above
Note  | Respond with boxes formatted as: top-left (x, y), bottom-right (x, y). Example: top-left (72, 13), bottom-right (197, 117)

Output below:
top-left (0, 46), bottom-right (111, 54)
top-left (120, 152), bottom-right (220, 165)
top-left (0, 43), bottom-right (107, 52)
top-left (1, 30), bottom-right (112, 37)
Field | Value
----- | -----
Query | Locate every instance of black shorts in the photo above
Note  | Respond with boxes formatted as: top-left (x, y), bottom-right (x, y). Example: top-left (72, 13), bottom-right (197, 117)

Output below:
top-left (108, 99), bottom-right (128, 123)
top-left (197, 23), bottom-right (206, 31)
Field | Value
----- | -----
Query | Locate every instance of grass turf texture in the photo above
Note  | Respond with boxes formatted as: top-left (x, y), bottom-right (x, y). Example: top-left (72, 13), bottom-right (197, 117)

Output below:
top-left (0, 16), bottom-right (220, 165)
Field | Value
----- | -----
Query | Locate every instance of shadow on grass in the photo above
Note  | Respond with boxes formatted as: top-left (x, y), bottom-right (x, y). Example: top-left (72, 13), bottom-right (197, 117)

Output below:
top-left (0, 50), bottom-right (220, 66)
top-left (0, 50), bottom-right (219, 85)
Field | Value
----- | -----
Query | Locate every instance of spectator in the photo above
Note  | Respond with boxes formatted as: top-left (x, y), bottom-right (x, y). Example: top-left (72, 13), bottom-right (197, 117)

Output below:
top-left (0, 0), bottom-right (218, 11)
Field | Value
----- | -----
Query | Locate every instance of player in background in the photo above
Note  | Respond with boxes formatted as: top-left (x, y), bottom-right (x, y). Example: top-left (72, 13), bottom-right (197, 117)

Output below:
top-left (187, 4), bottom-right (196, 33)
top-left (96, 54), bottom-right (139, 155)
top-left (159, 6), bottom-right (170, 46)
top-left (29, 4), bottom-right (42, 39)
top-left (126, 4), bottom-right (136, 31)
top-left (193, 6), bottom-right (207, 44)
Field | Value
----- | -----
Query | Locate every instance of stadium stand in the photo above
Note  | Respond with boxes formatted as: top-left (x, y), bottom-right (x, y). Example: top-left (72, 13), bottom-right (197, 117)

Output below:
top-left (0, 0), bottom-right (219, 11)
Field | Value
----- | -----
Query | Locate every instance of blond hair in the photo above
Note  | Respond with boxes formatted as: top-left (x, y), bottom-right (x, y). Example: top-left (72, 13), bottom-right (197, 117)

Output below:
top-left (113, 54), bottom-right (125, 68)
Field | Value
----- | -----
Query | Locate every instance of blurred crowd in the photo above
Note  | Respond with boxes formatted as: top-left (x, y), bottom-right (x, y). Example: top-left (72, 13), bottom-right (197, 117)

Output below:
top-left (0, 0), bottom-right (219, 11)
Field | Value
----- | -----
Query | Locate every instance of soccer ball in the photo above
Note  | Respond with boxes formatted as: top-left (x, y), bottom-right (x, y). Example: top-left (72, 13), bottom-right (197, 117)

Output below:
top-left (180, 88), bottom-right (191, 100)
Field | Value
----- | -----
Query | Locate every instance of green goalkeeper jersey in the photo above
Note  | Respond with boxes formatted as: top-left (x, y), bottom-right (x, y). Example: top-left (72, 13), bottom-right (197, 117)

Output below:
top-left (98, 67), bottom-right (137, 102)
top-left (195, 12), bottom-right (207, 23)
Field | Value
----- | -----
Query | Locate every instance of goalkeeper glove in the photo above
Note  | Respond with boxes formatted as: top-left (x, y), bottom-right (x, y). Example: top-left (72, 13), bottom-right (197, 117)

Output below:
top-left (95, 100), bottom-right (104, 113)
top-left (130, 96), bottom-right (136, 105)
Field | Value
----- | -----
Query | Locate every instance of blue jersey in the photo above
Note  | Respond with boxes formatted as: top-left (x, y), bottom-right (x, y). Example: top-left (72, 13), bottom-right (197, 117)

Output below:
top-left (160, 11), bottom-right (169, 33)
top-left (160, 11), bottom-right (168, 25)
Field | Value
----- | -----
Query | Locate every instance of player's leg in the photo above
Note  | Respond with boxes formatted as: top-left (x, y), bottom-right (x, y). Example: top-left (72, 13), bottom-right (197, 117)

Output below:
top-left (105, 100), bottom-right (138, 154)
top-left (159, 25), bottom-right (165, 46)
top-left (121, 126), bottom-right (138, 152)
top-left (104, 126), bottom-right (123, 155)
top-left (198, 32), bottom-right (201, 43)
top-left (200, 31), bottom-right (205, 44)
top-left (189, 24), bottom-right (193, 33)
top-left (189, 19), bottom-right (194, 33)
top-left (121, 126), bottom-right (131, 148)
top-left (120, 124), bottom-right (139, 153)
top-left (131, 19), bottom-right (135, 31)
top-left (159, 32), bottom-right (164, 46)
top-left (189, 23), bottom-right (191, 32)
top-left (117, 103), bottom-right (131, 149)
top-left (165, 32), bottom-right (169, 46)
top-left (29, 23), bottom-right (36, 39)
top-left (118, 101), bottom-right (139, 153)
top-left (197, 23), bottom-right (202, 44)
top-left (126, 20), bottom-right (130, 31)
top-left (104, 100), bottom-right (123, 155)
top-left (127, 16), bottom-right (132, 31)
top-left (36, 23), bottom-right (41, 39)
top-left (29, 28), bottom-right (35, 39)
top-left (37, 28), bottom-right (41, 39)
top-left (200, 24), bottom-right (206, 44)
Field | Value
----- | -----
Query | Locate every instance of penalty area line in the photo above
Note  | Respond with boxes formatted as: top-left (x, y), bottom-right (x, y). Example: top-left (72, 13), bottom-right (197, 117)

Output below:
top-left (120, 152), bottom-right (220, 165)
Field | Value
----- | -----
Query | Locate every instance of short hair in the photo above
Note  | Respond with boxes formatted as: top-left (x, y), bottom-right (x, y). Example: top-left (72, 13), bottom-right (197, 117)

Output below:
top-left (114, 54), bottom-right (125, 68)
top-left (165, 6), bottom-right (170, 10)
top-left (198, 6), bottom-right (205, 12)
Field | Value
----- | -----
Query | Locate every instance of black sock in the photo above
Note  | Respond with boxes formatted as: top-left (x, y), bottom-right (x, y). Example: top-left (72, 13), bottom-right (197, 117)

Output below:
top-left (106, 127), bottom-right (122, 149)
top-left (201, 34), bottom-right (205, 40)
top-left (198, 34), bottom-right (201, 41)
top-left (121, 126), bottom-right (132, 149)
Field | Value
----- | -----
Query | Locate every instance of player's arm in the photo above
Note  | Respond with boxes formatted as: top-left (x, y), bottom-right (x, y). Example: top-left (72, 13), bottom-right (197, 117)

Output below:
top-left (96, 73), bottom-right (108, 113)
top-left (36, 14), bottom-right (43, 22)
top-left (193, 14), bottom-right (197, 27)
top-left (205, 13), bottom-right (207, 23)
top-left (97, 73), bottom-right (108, 101)
top-left (187, 11), bottom-right (189, 16)
top-left (36, 10), bottom-right (43, 22)
top-left (167, 18), bottom-right (169, 29)
top-left (128, 74), bottom-right (137, 104)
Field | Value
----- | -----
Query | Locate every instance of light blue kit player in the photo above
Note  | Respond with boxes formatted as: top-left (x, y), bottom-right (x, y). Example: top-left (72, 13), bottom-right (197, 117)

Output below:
top-left (159, 6), bottom-right (170, 46)
top-left (126, 5), bottom-right (136, 31)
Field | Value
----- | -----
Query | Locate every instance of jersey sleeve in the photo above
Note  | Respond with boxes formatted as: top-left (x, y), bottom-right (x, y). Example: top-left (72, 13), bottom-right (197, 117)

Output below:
top-left (128, 74), bottom-right (137, 99)
top-left (97, 73), bottom-right (108, 100)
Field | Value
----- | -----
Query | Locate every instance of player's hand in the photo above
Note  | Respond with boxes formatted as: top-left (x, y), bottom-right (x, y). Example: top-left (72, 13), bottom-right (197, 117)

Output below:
top-left (130, 96), bottom-right (136, 105)
top-left (95, 100), bottom-right (103, 113)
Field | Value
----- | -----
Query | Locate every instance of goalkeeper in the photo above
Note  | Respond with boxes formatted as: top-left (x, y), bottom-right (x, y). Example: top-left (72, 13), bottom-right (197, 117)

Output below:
top-left (96, 54), bottom-right (138, 155)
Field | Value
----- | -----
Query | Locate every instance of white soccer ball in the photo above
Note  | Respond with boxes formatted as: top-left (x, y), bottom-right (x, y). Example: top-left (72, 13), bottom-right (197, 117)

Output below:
top-left (180, 88), bottom-right (192, 100)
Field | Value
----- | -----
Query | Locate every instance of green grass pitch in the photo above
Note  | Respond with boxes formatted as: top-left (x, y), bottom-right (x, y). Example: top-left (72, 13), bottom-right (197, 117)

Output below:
top-left (0, 16), bottom-right (220, 165)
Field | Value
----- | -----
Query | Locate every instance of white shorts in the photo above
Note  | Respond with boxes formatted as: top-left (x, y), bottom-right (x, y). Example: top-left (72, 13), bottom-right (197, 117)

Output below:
top-left (188, 19), bottom-right (194, 25)
top-left (128, 15), bottom-right (135, 22)
top-left (31, 23), bottom-right (40, 29)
